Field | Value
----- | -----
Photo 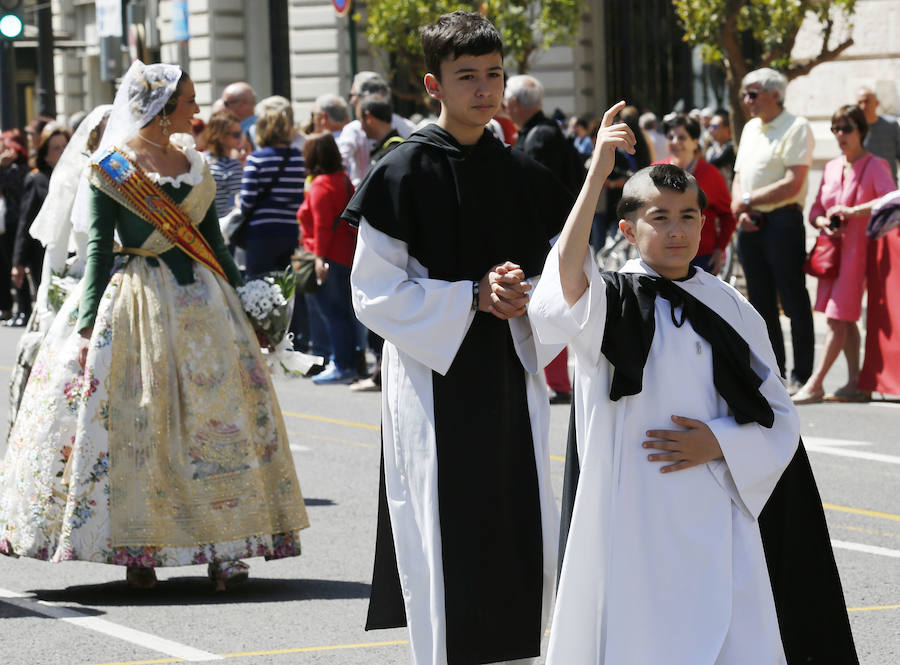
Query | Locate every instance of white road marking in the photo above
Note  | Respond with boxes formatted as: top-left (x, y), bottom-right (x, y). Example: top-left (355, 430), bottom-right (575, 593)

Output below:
top-left (803, 436), bottom-right (900, 465)
top-left (803, 436), bottom-right (871, 448)
top-left (831, 540), bottom-right (900, 559)
top-left (289, 444), bottom-right (311, 452)
top-left (0, 587), bottom-right (222, 661)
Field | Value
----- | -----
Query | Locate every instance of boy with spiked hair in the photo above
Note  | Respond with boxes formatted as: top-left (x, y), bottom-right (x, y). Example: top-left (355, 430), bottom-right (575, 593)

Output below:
top-left (343, 11), bottom-right (573, 665)
top-left (530, 106), bottom-right (857, 664)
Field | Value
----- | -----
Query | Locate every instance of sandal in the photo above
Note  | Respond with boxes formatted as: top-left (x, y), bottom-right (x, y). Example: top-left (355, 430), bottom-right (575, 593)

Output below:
top-left (208, 560), bottom-right (249, 591)
top-left (125, 566), bottom-right (158, 589)
top-left (791, 385), bottom-right (824, 405)
top-left (825, 385), bottom-right (870, 403)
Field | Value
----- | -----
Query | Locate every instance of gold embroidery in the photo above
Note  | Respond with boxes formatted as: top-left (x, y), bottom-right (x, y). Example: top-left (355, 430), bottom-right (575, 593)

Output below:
top-left (107, 261), bottom-right (308, 547)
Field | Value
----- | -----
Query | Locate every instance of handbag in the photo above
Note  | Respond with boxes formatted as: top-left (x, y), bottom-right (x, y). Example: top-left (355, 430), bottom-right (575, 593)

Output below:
top-left (291, 247), bottom-right (319, 293)
top-left (803, 154), bottom-right (874, 280)
top-left (224, 152), bottom-right (291, 249)
top-left (293, 175), bottom-right (353, 294)
top-left (803, 233), bottom-right (841, 279)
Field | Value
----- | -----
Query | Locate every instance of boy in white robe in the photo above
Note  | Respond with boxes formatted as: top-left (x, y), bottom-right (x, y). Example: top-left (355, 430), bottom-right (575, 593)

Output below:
top-left (530, 104), bottom-right (857, 664)
top-left (344, 11), bottom-right (572, 665)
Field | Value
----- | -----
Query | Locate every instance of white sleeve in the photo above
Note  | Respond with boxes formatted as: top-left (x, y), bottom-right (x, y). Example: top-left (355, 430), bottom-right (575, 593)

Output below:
top-left (350, 218), bottom-right (475, 375)
top-left (508, 275), bottom-right (566, 374)
top-left (529, 243), bottom-right (607, 367)
top-left (705, 304), bottom-right (800, 519)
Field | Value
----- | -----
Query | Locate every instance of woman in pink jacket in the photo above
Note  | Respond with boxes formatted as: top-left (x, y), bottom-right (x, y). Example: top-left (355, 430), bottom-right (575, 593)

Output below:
top-left (792, 105), bottom-right (895, 404)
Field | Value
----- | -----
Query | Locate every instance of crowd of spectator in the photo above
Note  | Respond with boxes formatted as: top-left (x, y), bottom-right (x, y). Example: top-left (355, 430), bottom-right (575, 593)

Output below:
top-left (2, 67), bottom-right (898, 401)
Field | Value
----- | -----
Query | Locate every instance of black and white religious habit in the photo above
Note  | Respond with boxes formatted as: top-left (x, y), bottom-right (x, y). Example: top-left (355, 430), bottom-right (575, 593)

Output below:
top-left (343, 123), bottom-right (573, 665)
top-left (529, 252), bottom-right (857, 665)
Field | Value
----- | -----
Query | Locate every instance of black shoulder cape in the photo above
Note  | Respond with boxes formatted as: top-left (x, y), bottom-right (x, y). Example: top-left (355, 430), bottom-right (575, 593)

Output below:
top-left (558, 273), bottom-right (858, 664)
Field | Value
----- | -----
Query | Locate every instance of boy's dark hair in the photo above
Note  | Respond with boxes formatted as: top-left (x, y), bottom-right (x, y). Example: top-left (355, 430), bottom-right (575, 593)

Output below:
top-left (359, 94), bottom-right (393, 124)
top-left (421, 11), bottom-right (503, 80)
top-left (661, 113), bottom-right (701, 141)
top-left (617, 164), bottom-right (707, 221)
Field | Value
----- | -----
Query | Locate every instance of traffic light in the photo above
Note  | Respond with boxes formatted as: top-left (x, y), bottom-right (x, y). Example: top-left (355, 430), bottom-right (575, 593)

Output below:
top-left (0, 0), bottom-right (23, 40)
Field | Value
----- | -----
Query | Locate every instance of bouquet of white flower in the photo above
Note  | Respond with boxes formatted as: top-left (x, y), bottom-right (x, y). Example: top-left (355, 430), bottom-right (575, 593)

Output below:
top-left (237, 267), bottom-right (295, 346)
top-left (237, 267), bottom-right (323, 378)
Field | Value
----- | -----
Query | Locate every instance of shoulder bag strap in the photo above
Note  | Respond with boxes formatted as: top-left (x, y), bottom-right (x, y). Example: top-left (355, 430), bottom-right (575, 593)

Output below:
top-left (247, 150), bottom-right (291, 217)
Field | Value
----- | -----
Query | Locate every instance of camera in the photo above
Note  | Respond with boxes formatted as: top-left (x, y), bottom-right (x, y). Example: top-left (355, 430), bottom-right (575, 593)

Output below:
top-left (749, 211), bottom-right (764, 228)
top-left (829, 214), bottom-right (844, 230)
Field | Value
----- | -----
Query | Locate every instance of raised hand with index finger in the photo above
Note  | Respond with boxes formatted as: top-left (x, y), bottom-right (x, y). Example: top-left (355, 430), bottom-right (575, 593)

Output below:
top-left (588, 101), bottom-right (637, 182)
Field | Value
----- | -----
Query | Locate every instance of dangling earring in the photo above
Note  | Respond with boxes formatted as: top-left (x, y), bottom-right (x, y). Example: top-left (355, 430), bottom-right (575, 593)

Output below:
top-left (159, 110), bottom-right (172, 136)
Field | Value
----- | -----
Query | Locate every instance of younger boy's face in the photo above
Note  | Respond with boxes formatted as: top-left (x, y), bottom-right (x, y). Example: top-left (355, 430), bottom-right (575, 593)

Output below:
top-left (620, 186), bottom-right (704, 280)
top-left (426, 51), bottom-right (504, 139)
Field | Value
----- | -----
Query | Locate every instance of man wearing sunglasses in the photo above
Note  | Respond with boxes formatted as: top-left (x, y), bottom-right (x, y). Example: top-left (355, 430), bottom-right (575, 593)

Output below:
top-left (731, 68), bottom-right (816, 395)
top-left (857, 86), bottom-right (900, 185)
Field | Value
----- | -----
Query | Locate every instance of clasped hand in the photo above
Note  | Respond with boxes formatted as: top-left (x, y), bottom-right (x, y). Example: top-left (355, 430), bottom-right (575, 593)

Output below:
top-left (478, 261), bottom-right (532, 320)
top-left (643, 415), bottom-right (723, 473)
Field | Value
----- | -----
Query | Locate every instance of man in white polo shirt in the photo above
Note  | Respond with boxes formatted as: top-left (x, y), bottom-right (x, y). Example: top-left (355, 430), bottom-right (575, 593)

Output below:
top-left (731, 68), bottom-right (815, 394)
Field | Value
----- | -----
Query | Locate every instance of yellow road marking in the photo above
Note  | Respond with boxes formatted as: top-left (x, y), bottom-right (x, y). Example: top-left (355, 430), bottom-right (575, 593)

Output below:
top-left (834, 524), bottom-right (900, 540)
top-left (91, 640), bottom-right (409, 665)
top-left (285, 430), bottom-right (375, 449)
top-left (219, 639), bottom-right (408, 658)
top-left (0, 364), bottom-right (12, 371)
top-left (282, 410), bottom-right (380, 431)
top-left (824, 503), bottom-right (900, 523)
top-left (847, 604), bottom-right (900, 613)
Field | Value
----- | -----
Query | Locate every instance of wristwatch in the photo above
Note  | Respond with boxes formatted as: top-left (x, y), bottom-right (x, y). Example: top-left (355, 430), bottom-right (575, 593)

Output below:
top-left (742, 191), bottom-right (752, 207)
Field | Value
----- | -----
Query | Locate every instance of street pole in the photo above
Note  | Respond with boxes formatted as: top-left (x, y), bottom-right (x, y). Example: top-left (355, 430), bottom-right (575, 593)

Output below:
top-left (347, 13), bottom-right (357, 80)
top-left (36, 1), bottom-right (56, 117)
top-left (269, 0), bottom-right (290, 98)
top-left (0, 40), bottom-right (18, 130)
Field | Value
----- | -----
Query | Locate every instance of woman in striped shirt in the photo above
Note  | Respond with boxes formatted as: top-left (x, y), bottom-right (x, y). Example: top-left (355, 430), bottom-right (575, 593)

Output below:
top-left (201, 110), bottom-right (244, 220)
top-left (240, 96), bottom-right (305, 278)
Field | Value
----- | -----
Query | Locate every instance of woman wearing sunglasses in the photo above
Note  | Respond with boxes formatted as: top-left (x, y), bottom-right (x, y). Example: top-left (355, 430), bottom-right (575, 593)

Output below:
top-left (201, 110), bottom-right (245, 221)
top-left (792, 105), bottom-right (894, 404)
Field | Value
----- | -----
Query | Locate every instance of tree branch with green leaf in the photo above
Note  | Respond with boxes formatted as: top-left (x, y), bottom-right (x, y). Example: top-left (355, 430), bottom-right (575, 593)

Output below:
top-left (673, 0), bottom-right (857, 139)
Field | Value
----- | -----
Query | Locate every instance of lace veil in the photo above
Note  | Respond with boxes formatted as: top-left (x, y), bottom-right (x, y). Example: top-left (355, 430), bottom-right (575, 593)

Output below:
top-left (72, 60), bottom-right (183, 235)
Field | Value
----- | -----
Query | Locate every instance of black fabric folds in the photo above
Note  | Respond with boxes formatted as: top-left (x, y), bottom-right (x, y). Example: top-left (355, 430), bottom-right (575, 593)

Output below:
top-left (352, 123), bottom-right (573, 665)
top-left (600, 271), bottom-right (775, 428)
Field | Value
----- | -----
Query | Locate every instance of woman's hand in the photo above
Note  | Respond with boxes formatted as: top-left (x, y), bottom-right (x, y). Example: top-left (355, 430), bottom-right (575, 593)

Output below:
top-left (0, 148), bottom-right (15, 168)
top-left (78, 328), bottom-right (93, 369)
top-left (314, 256), bottom-right (329, 285)
top-left (11, 265), bottom-right (25, 288)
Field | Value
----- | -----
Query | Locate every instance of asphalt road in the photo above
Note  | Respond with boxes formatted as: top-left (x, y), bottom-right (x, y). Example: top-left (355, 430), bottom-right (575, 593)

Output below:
top-left (0, 312), bottom-right (898, 665)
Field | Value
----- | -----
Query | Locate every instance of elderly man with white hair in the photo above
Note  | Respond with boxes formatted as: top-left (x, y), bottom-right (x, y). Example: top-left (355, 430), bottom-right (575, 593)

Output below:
top-left (731, 67), bottom-right (815, 394)
top-left (338, 71), bottom-right (415, 185)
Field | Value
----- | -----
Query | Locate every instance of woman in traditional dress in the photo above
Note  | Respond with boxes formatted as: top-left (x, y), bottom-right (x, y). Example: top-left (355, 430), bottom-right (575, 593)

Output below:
top-left (0, 61), bottom-right (309, 590)
top-left (792, 105), bottom-right (894, 404)
top-left (7, 106), bottom-right (111, 430)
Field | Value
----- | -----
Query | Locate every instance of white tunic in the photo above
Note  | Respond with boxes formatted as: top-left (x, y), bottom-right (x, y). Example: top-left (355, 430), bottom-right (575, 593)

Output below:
top-left (351, 218), bottom-right (562, 665)
top-left (530, 250), bottom-right (799, 665)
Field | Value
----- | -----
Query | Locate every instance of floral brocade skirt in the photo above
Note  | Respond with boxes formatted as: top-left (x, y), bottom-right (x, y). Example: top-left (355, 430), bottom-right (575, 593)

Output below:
top-left (0, 258), bottom-right (309, 566)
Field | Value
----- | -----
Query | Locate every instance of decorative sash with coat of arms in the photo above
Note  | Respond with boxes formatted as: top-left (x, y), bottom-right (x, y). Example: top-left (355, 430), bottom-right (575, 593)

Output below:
top-left (89, 148), bottom-right (227, 281)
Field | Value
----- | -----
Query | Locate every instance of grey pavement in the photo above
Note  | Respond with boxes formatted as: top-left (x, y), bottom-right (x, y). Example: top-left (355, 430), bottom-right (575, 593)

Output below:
top-left (0, 306), bottom-right (898, 665)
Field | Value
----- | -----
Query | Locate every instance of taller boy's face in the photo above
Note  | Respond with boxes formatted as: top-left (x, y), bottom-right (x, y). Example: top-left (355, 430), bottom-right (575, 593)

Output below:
top-left (620, 187), bottom-right (704, 280)
top-left (429, 52), bottom-right (504, 135)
